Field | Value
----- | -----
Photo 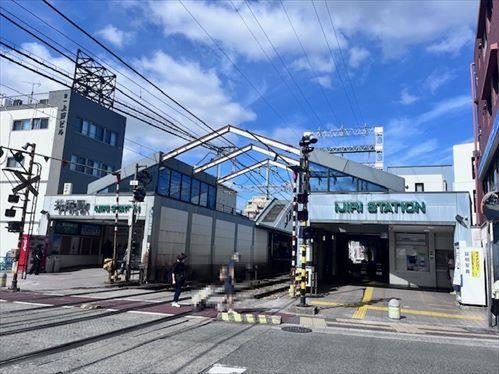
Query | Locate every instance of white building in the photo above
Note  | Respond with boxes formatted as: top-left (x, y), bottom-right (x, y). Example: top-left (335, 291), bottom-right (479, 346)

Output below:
top-left (0, 90), bottom-right (126, 262)
top-left (453, 143), bottom-right (477, 224)
top-left (387, 165), bottom-right (453, 192)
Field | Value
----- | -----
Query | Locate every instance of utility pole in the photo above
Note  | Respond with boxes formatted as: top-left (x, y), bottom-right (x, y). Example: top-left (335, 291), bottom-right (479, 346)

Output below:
top-left (296, 132), bottom-right (317, 307)
top-left (9, 143), bottom-right (36, 291)
top-left (110, 171), bottom-right (121, 283)
top-left (126, 164), bottom-right (149, 282)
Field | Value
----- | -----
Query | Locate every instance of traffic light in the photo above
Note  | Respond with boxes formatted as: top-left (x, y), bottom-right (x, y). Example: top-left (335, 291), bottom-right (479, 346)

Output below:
top-left (302, 226), bottom-right (315, 240)
top-left (133, 186), bottom-right (146, 202)
top-left (5, 208), bottom-right (16, 218)
top-left (8, 194), bottom-right (20, 203)
top-left (297, 210), bottom-right (308, 222)
top-left (7, 221), bottom-right (23, 232)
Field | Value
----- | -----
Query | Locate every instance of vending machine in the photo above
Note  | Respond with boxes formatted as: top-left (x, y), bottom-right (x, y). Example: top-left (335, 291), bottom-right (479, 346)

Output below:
top-left (459, 246), bottom-right (486, 306)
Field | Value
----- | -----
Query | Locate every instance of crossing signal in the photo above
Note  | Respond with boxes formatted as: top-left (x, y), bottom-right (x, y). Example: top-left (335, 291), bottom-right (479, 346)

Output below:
top-left (7, 221), bottom-right (22, 232)
top-left (8, 194), bottom-right (20, 203)
top-left (5, 208), bottom-right (16, 218)
top-left (133, 186), bottom-right (146, 202)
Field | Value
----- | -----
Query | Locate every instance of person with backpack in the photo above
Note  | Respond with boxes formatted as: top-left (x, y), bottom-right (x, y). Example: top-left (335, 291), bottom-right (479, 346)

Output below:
top-left (171, 253), bottom-right (187, 308)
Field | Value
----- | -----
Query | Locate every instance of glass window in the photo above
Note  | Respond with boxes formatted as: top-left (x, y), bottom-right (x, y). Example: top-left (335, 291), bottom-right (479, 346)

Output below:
top-left (86, 159), bottom-right (95, 175)
top-left (32, 118), bottom-right (48, 129)
top-left (13, 120), bottom-right (23, 130)
top-left (22, 119), bottom-right (31, 130)
top-left (208, 185), bottom-right (216, 209)
top-left (89, 123), bottom-right (97, 139)
top-left (82, 119), bottom-right (90, 136)
top-left (70, 155), bottom-right (77, 171)
top-left (310, 163), bottom-right (329, 192)
top-left (76, 156), bottom-right (86, 173)
top-left (191, 178), bottom-right (200, 205)
top-left (76, 117), bottom-right (83, 133)
top-left (181, 175), bottom-right (191, 202)
top-left (110, 131), bottom-right (117, 146)
top-left (104, 129), bottom-right (111, 144)
top-left (101, 164), bottom-right (109, 177)
top-left (199, 182), bottom-right (208, 207)
top-left (95, 125), bottom-right (104, 141)
top-left (92, 162), bottom-right (101, 177)
top-left (169, 170), bottom-right (181, 200)
top-left (330, 175), bottom-right (357, 192)
top-left (158, 168), bottom-right (171, 196)
top-left (415, 183), bottom-right (424, 192)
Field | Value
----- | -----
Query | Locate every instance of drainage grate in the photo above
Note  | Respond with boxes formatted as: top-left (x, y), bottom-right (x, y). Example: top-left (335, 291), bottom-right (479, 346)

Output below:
top-left (281, 326), bottom-right (312, 334)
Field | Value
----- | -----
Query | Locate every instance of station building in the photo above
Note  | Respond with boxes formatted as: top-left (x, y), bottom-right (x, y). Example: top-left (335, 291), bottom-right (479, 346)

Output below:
top-left (29, 122), bottom-right (478, 294)
top-left (307, 151), bottom-right (473, 290)
top-left (40, 152), bottom-right (289, 281)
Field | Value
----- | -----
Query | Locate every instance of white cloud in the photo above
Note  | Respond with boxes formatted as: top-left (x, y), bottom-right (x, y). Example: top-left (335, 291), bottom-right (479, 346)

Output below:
top-left (426, 27), bottom-right (474, 55)
top-left (385, 95), bottom-right (470, 164)
top-left (349, 47), bottom-right (369, 68)
top-left (313, 75), bottom-right (332, 89)
top-left (399, 88), bottom-right (419, 105)
top-left (424, 70), bottom-right (456, 93)
top-left (135, 50), bottom-right (256, 126)
top-left (95, 24), bottom-right (134, 48)
top-left (0, 43), bottom-right (255, 166)
top-left (136, 0), bottom-right (476, 64)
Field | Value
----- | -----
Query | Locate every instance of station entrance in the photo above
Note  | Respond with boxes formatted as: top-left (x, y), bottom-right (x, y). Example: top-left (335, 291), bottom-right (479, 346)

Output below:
top-left (312, 224), bottom-right (389, 287)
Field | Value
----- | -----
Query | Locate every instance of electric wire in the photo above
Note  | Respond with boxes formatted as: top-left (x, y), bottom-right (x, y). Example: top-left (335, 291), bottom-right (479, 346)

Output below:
top-left (278, 0), bottom-right (341, 125)
top-left (38, 0), bottom-right (290, 197)
top-left (324, 0), bottom-right (366, 125)
top-left (7, 1), bottom-right (292, 199)
top-left (243, 0), bottom-right (332, 126)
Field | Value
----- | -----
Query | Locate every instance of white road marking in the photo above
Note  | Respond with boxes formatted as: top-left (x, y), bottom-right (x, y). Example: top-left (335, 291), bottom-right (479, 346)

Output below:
top-left (128, 310), bottom-right (173, 317)
top-left (207, 364), bottom-right (247, 373)
top-left (12, 301), bottom-right (54, 307)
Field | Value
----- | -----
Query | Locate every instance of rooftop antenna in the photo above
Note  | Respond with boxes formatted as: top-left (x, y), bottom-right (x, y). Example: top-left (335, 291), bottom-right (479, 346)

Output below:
top-left (21, 81), bottom-right (41, 104)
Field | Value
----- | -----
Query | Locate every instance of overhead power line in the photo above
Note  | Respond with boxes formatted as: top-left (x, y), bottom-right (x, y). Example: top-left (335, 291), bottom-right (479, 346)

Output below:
top-left (278, 0), bottom-right (340, 124)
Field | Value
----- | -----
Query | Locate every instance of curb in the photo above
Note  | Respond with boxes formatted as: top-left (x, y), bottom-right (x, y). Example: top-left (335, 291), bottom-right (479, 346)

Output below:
top-left (217, 312), bottom-right (282, 325)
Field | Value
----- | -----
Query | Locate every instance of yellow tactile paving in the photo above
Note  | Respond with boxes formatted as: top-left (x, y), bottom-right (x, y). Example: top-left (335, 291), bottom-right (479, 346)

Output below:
top-left (365, 305), bottom-right (485, 320)
top-left (352, 287), bottom-right (374, 319)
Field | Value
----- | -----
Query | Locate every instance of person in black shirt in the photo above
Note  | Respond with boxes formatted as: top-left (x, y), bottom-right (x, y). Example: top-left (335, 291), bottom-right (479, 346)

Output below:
top-left (29, 245), bottom-right (43, 275)
top-left (171, 253), bottom-right (187, 307)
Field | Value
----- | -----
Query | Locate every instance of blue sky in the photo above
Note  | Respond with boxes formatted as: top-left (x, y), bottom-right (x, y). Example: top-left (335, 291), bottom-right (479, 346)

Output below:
top-left (0, 0), bottom-right (479, 201)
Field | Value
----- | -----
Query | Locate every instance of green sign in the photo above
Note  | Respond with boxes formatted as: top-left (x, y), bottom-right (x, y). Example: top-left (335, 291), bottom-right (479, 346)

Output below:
top-left (335, 201), bottom-right (426, 214)
top-left (94, 205), bottom-right (141, 214)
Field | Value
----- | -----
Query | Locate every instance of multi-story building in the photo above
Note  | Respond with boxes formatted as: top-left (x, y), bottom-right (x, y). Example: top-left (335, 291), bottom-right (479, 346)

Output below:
top-left (0, 89), bottom-right (126, 260)
top-left (472, 0), bottom-right (499, 225)
top-left (471, 0), bottom-right (499, 323)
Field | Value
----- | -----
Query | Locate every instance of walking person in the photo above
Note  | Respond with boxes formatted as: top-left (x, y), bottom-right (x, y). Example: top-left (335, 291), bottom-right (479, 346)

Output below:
top-left (29, 244), bottom-right (43, 275)
top-left (171, 253), bottom-right (187, 308)
top-left (220, 252), bottom-right (240, 313)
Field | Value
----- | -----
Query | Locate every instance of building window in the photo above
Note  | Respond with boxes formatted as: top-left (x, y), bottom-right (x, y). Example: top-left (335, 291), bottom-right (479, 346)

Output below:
top-left (76, 117), bottom-right (118, 147)
top-left (199, 182), bottom-right (208, 207)
top-left (6, 157), bottom-right (23, 168)
top-left (158, 168), bottom-right (171, 196)
top-left (169, 170), bottom-right (182, 200)
top-left (208, 185), bottom-right (216, 210)
top-left (415, 183), bottom-right (424, 192)
top-left (471, 156), bottom-right (476, 179)
top-left (181, 175), bottom-right (191, 202)
top-left (12, 118), bottom-right (48, 130)
top-left (70, 154), bottom-right (113, 176)
top-left (157, 166), bottom-right (218, 210)
top-left (191, 179), bottom-right (200, 205)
